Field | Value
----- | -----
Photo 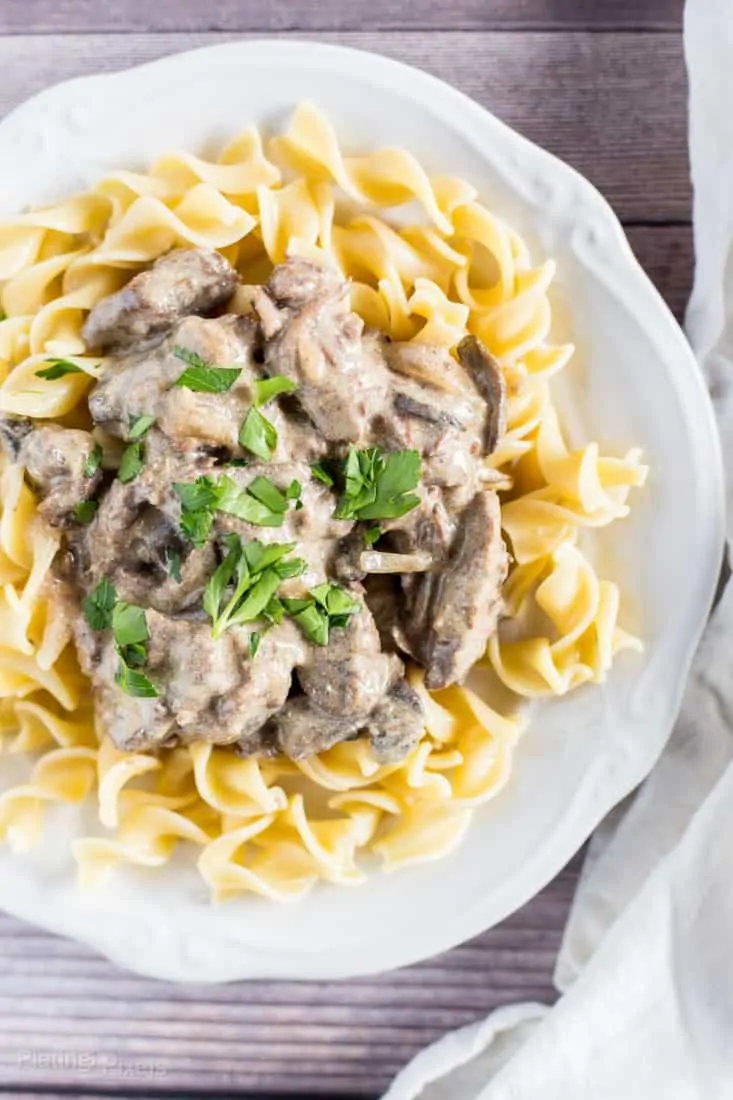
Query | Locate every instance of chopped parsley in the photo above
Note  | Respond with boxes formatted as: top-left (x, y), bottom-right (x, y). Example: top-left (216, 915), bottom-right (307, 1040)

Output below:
top-left (174, 473), bottom-right (300, 546)
top-left (115, 654), bottom-right (159, 698)
top-left (237, 373), bottom-right (297, 462)
top-left (364, 524), bottom-right (382, 546)
top-left (282, 583), bottom-right (361, 647)
top-left (310, 462), bottom-right (335, 487)
top-left (82, 578), bottom-right (117, 631)
top-left (239, 405), bottom-right (277, 461)
top-left (82, 579), bottom-right (159, 698)
top-left (128, 413), bottom-right (156, 440)
top-left (35, 358), bottom-right (85, 381)
top-left (84, 444), bottom-right (103, 478)
top-left (118, 441), bottom-right (145, 483)
top-left (73, 499), bottom-right (98, 525)
top-left (334, 447), bottom-right (421, 522)
top-left (249, 631), bottom-right (261, 658)
top-left (165, 548), bottom-right (182, 583)
top-left (203, 535), bottom-right (306, 639)
top-left (173, 346), bottom-right (241, 393)
top-left (252, 374), bottom-right (298, 406)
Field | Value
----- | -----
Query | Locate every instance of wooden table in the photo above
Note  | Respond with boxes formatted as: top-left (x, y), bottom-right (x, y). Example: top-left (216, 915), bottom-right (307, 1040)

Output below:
top-left (0, 1), bottom-right (687, 1097)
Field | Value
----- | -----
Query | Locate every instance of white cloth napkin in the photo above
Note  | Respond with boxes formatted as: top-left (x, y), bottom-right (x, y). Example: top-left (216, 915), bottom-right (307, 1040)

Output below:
top-left (384, 2), bottom-right (733, 1095)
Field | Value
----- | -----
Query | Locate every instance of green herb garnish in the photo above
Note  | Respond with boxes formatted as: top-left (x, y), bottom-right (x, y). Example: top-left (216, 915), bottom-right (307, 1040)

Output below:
top-left (82, 577), bottom-right (117, 631)
top-left (118, 441), bottom-right (145, 483)
top-left (249, 631), bottom-right (261, 658)
top-left (165, 548), bottom-right (182, 583)
top-left (253, 374), bottom-right (298, 406)
top-left (174, 473), bottom-right (299, 545)
top-left (173, 346), bottom-right (241, 393)
top-left (334, 447), bottom-right (421, 522)
top-left (310, 462), bottom-right (335, 487)
top-left (203, 535), bottom-right (306, 638)
top-left (364, 524), bottom-right (382, 546)
top-left (82, 579), bottom-right (158, 697)
top-left (73, 499), bottom-right (99, 525)
top-left (111, 601), bottom-right (150, 649)
top-left (239, 406), bottom-right (278, 461)
top-left (35, 358), bottom-right (85, 381)
top-left (282, 583), bottom-right (360, 647)
top-left (128, 414), bottom-right (156, 441)
top-left (84, 444), bottom-right (103, 479)
top-left (115, 650), bottom-right (159, 698)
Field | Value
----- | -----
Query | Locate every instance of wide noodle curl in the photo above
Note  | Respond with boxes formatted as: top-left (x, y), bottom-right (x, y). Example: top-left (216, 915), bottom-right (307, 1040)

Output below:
top-left (0, 103), bottom-right (646, 899)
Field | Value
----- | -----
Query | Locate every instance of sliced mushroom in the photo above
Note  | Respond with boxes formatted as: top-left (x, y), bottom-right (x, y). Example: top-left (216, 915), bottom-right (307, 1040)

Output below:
top-left (457, 335), bottom-right (507, 455)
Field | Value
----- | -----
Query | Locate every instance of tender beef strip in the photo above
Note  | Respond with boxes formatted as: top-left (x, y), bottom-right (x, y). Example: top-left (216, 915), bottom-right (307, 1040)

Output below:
top-left (0, 415), bottom-right (33, 461)
top-left (72, 618), bottom-right (176, 751)
top-left (384, 342), bottom-right (477, 396)
top-left (298, 597), bottom-right (402, 718)
top-left (80, 456), bottom-right (216, 616)
top-left (365, 678), bottom-right (425, 763)
top-left (89, 314), bottom-right (261, 450)
top-left (82, 248), bottom-right (239, 352)
top-left (333, 527), bottom-right (369, 582)
top-left (252, 259), bottom-right (391, 443)
top-left (400, 490), bottom-right (508, 689)
top-left (253, 675), bottom-right (423, 763)
top-left (457, 335), bottom-right (507, 455)
top-left (363, 574), bottom-right (402, 653)
top-left (19, 426), bottom-right (102, 526)
top-left (375, 369), bottom-right (486, 489)
top-left (260, 695), bottom-right (364, 760)
top-left (384, 484), bottom-right (456, 562)
top-left (83, 612), bottom-right (305, 752)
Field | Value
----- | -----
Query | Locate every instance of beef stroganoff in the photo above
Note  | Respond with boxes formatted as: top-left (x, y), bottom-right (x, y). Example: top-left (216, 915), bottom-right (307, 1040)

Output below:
top-left (0, 104), bottom-right (647, 899)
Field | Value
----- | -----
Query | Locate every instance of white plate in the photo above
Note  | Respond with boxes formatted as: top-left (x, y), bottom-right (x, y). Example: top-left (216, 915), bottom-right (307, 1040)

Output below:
top-left (0, 40), bottom-right (724, 982)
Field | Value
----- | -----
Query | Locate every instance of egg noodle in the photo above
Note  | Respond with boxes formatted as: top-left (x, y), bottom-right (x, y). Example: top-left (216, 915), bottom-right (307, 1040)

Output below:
top-left (0, 104), bottom-right (647, 900)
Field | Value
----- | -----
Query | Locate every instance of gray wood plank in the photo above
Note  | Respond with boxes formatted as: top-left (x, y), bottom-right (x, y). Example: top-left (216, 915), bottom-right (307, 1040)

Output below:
top-left (0, 1), bottom-right (685, 35)
top-left (0, 859), bottom-right (577, 1097)
top-left (626, 224), bottom-right (693, 320)
top-left (0, 32), bottom-right (689, 223)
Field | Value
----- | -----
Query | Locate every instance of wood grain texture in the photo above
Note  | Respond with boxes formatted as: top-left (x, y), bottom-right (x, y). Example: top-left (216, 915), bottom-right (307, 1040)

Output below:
top-left (0, 0), bottom-right (684, 34)
top-left (0, 860), bottom-right (578, 1098)
top-left (0, 32), bottom-right (689, 222)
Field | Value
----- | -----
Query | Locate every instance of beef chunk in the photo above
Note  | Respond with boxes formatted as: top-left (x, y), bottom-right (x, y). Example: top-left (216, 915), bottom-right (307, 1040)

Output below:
top-left (82, 248), bottom-right (238, 351)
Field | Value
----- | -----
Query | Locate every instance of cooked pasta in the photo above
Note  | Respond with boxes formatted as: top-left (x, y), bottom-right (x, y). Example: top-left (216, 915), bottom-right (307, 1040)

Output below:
top-left (0, 103), bottom-right (647, 899)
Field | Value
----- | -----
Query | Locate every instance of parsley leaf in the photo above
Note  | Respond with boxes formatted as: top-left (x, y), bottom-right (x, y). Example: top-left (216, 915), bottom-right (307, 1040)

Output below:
top-left (81, 579), bottom-right (158, 697)
top-left (239, 406), bottom-right (277, 461)
top-left (165, 548), bottom-right (182, 583)
top-left (311, 463), bottom-right (335, 487)
top-left (173, 346), bottom-right (241, 393)
top-left (73, 499), bottom-right (99, 525)
top-left (128, 414), bottom-right (156, 440)
top-left (35, 358), bottom-right (85, 381)
top-left (115, 649), bottom-right (159, 698)
top-left (246, 475), bottom-right (288, 515)
top-left (111, 602), bottom-right (149, 648)
top-left (282, 584), bottom-right (360, 647)
top-left (175, 473), bottom-right (302, 547)
top-left (203, 535), bottom-right (306, 638)
top-left (364, 524), bottom-right (381, 546)
top-left (118, 441), bottom-right (145, 483)
top-left (82, 578), bottom-right (117, 631)
top-left (84, 444), bottom-right (103, 478)
top-left (249, 631), bottom-right (261, 658)
top-left (253, 375), bottom-right (298, 406)
top-left (334, 447), bottom-right (421, 522)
